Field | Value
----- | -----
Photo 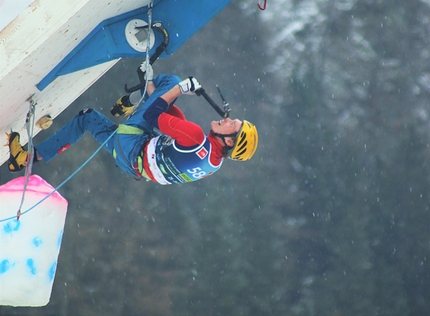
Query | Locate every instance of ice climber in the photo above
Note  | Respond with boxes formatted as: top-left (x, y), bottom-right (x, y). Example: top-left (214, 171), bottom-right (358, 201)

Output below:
top-left (6, 66), bottom-right (258, 185)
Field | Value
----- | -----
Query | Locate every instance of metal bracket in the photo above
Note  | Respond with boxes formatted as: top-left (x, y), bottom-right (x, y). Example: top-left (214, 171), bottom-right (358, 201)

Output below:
top-left (125, 19), bottom-right (155, 53)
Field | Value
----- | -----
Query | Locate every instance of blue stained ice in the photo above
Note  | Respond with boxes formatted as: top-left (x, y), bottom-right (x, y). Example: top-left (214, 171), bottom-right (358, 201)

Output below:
top-left (3, 219), bottom-right (21, 234)
top-left (33, 237), bottom-right (43, 247)
top-left (57, 230), bottom-right (64, 248)
top-left (48, 262), bottom-right (57, 281)
top-left (0, 259), bottom-right (10, 274)
top-left (26, 258), bottom-right (37, 275)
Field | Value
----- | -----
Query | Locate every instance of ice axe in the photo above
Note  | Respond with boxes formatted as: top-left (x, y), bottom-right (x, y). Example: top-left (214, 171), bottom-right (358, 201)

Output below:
top-left (195, 86), bottom-right (231, 118)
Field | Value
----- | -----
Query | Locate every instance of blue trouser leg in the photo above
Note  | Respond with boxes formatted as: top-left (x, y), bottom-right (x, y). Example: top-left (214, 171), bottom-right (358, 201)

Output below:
top-left (35, 109), bottom-right (116, 162)
top-left (125, 74), bottom-right (181, 131)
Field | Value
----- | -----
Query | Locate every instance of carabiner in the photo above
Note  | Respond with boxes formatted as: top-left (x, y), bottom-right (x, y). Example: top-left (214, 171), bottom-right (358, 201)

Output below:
top-left (258, 0), bottom-right (267, 10)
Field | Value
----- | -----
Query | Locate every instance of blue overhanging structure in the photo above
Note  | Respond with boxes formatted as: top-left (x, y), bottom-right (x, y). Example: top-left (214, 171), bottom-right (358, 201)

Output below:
top-left (37, 0), bottom-right (231, 91)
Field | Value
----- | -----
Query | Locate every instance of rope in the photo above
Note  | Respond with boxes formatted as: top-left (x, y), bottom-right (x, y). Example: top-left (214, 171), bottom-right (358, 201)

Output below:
top-left (0, 2), bottom-right (154, 224)
top-left (0, 129), bottom-right (117, 223)
top-left (128, 0), bottom-right (153, 117)
top-left (16, 97), bottom-right (36, 220)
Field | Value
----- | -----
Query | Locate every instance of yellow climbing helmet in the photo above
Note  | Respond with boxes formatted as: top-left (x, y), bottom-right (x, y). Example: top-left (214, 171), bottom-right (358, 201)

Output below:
top-left (229, 120), bottom-right (258, 161)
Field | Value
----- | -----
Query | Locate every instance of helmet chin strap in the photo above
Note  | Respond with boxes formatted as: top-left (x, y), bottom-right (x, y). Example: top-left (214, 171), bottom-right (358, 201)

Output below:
top-left (210, 130), bottom-right (236, 150)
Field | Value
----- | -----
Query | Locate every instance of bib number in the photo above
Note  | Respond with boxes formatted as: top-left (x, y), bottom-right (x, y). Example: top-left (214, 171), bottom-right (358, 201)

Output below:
top-left (187, 167), bottom-right (206, 179)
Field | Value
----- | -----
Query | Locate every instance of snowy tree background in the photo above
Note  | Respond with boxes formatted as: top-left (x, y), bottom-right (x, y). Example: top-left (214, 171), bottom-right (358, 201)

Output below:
top-left (2, 0), bottom-right (430, 315)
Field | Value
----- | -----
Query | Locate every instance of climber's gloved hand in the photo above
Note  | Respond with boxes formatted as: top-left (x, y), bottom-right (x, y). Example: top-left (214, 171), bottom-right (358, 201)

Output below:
top-left (178, 77), bottom-right (202, 95)
top-left (139, 62), bottom-right (153, 81)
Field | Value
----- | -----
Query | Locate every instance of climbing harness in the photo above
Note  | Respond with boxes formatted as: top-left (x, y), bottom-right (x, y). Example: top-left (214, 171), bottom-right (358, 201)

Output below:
top-left (112, 124), bottom-right (152, 181)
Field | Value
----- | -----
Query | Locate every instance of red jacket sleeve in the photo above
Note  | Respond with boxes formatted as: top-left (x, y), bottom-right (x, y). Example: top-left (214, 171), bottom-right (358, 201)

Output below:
top-left (157, 112), bottom-right (205, 147)
top-left (166, 105), bottom-right (186, 121)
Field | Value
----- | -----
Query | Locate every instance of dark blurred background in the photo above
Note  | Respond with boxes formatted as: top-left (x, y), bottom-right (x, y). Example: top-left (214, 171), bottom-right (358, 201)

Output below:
top-left (2, 0), bottom-right (430, 315)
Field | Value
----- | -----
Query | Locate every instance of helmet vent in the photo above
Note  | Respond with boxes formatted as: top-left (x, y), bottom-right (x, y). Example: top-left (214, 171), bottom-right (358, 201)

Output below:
top-left (237, 140), bottom-right (247, 153)
top-left (237, 131), bottom-right (247, 147)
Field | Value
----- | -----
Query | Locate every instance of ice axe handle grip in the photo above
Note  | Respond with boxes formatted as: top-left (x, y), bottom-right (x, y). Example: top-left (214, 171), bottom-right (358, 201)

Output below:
top-left (196, 88), bottom-right (229, 118)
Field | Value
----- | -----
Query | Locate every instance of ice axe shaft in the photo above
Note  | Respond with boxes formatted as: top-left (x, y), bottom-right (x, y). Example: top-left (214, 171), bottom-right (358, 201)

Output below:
top-left (196, 88), bottom-right (230, 118)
